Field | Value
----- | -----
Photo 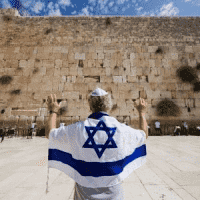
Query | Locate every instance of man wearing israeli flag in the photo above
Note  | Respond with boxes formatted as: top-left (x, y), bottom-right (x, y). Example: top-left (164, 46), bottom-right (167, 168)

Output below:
top-left (46, 88), bottom-right (148, 200)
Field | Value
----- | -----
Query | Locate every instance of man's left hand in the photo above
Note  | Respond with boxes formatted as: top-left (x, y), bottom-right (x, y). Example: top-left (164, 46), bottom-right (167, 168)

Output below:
top-left (47, 94), bottom-right (62, 113)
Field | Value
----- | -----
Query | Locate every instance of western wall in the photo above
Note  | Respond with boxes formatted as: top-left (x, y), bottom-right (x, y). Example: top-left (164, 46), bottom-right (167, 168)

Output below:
top-left (0, 8), bottom-right (200, 135)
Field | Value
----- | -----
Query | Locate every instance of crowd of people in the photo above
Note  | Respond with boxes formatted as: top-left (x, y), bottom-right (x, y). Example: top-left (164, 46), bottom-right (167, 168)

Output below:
top-left (0, 121), bottom-right (66, 143)
top-left (0, 119), bottom-right (200, 143)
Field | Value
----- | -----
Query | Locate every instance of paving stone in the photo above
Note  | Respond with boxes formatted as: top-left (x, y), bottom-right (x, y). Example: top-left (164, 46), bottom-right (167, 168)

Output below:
top-left (0, 135), bottom-right (200, 200)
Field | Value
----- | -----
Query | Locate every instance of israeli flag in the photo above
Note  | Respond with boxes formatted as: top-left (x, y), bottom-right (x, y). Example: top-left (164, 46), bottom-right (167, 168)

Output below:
top-left (48, 112), bottom-right (147, 188)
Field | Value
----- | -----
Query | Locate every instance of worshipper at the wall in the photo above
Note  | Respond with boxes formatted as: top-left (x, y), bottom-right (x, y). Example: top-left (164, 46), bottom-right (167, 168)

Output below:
top-left (45, 88), bottom-right (148, 200)
top-left (155, 120), bottom-right (162, 135)
top-left (181, 121), bottom-right (188, 136)
top-left (174, 125), bottom-right (181, 136)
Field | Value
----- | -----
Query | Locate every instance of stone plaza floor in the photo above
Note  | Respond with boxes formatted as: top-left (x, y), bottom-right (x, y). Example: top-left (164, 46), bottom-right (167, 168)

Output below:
top-left (0, 135), bottom-right (199, 200)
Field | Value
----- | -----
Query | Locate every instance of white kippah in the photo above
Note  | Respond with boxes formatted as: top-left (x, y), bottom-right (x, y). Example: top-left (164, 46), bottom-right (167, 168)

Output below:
top-left (91, 88), bottom-right (108, 96)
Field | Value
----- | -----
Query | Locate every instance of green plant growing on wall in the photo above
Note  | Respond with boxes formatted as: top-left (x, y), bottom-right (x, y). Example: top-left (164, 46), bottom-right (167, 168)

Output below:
top-left (105, 17), bottom-right (111, 26)
top-left (156, 98), bottom-right (181, 117)
top-left (45, 28), bottom-right (53, 35)
top-left (0, 75), bottom-right (13, 85)
top-left (155, 47), bottom-right (163, 54)
top-left (196, 63), bottom-right (200, 70)
top-left (33, 67), bottom-right (39, 74)
top-left (176, 65), bottom-right (198, 84)
top-left (193, 81), bottom-right (200, 92)
top-left (16, 67), bottom-right (23, 71)
top-left (1, 109), bottom-right (5, 114)
top-left (10, 89), bottom-right (21, 95)
top-left (2, 15), bottom-right (12, 22)
top-left (156, 98), bottom-right (182, 135)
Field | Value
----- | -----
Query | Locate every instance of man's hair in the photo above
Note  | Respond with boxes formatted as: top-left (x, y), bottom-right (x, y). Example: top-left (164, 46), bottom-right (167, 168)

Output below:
top-left (88, 93), bottom-right (113, 113)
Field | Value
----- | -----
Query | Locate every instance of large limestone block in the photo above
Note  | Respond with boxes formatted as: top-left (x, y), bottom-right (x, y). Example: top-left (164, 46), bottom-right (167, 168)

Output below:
top-left (127, 75), bottom-right (137, 83)
top-left (75, 53), bottom-right (85, 60)
top-left (19, 60), bottom-right (28, 68)
top-left (62, 91), bottom-right (79, 99)
top-left (123, 59), bottom-right (130, 74)
top-left (43, 60), bottom-right (54, 68)
top-left (120, 90), bottom-right (139, 99)
top-left (160, 91), bottom-right (172, 99)
top-left (148, 46), bottom-right (158, 53)
top-left (55, 59), bottom-right (62, 68)
top-left (88, 60), bottom-right (95, 68)
top-left (185, 46), bottom-right (193, 53)
top-left (82, 68), bottom-right (106, 76)
top-left (100, 76), bottom-right (113, 83)
top-left (193, 46), bottom-right (200, 52)
top-left (113, 76), bottom-right (122, 83)
top-left (64, 83), bottom-right (74, 91)
top-left (146, 90), bottom-right (160, 99)
top-left (68, 66), bottom-right (78, 76)
top-left (103, 59), bottom-right (111, 68)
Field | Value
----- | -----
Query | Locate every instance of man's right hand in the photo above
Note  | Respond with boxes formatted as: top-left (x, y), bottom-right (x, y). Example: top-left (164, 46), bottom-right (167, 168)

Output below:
top-left (134, 98), bottom-right (147, 114)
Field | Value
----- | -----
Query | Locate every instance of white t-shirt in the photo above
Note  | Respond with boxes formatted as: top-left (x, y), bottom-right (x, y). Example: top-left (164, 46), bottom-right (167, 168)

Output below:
top-left (31, 123), bottom-right (36, 129)
top-left (155, 121), bottom-right (160, 128)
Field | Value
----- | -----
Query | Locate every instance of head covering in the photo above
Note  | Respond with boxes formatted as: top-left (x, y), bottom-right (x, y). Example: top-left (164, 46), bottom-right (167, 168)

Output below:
top-left (91, 88), bottom-right (108, 97)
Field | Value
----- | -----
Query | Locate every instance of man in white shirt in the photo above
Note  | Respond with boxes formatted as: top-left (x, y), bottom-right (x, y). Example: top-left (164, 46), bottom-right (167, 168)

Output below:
top-left (181, 121), bottom-right (188, 136)
top-left (46, 88), bottom-right (148, 200)
top-left (174, 125), bottom-right (181, 136)
top-left (155, 120), bottom-right (162, 135)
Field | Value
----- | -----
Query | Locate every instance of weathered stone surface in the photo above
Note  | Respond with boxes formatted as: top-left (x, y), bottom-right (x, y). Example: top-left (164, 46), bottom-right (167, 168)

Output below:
top-left (0, 10), bottom-right (200, 125)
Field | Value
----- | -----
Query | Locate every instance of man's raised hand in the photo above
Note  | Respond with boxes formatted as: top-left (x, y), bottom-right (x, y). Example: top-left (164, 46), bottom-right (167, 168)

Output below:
top-left (134, 98), bottom-right (147, 113)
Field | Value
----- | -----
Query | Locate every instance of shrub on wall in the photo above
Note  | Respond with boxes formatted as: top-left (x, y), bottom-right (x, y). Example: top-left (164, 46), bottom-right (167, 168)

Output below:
top-left (106, 17), bottom-right (111, 26)
top-left (193, 81), bottom-right (200, 92)
top-left (156, 98), bottom-right (181, 117)
top-left (45, 28), bottom-right (53, 35)
top-left (1, 109), bottom-right (5, 114)
top-left (2, 15), bottom-right (12, 22)
top-left (33, 67), bottom-right (39, 74)
top-left (0, 75), bottom-right (13, 85)
top-left (176, 65), bottom-right (198, 84)
top-left (155, 47), bottom-right (163, 54)
top-left (196, 63), bottom-right (200, 70)
top-left (10, 89), bottom-right (21, 95)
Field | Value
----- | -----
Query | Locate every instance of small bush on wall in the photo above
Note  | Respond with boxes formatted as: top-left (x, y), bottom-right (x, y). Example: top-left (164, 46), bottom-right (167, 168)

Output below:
top-left (193, 81), bottom-right (200, 92)
top-left (33, 67), bottom-right (39, 74)
top-left (176, 65), bottom-right (198, 84)
top-left (155, 47), bottom-right (163, 54)
top-left (0, 75), bottom-right (13, 85)
top-left (106, 17), bottom-right (111, 26)
top-left (196, 63), bottom-right (200, 70)
top-left (16, 67), bottom-right (23, 71)
top-left (1, 109), bottom-right (5, 114)
top-left (156, 98), bottom-right (181, 117)
top-left (45, 28), bottom-right (53, 35)
top-left (10, 89), bottom-right (21, 95)
top-left (2, 15), bottom-right (12, 22)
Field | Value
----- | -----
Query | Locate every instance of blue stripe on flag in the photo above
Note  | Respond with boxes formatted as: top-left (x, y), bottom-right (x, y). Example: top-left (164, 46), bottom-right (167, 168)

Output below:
top-left (48, 144), bottom-right (146, 177)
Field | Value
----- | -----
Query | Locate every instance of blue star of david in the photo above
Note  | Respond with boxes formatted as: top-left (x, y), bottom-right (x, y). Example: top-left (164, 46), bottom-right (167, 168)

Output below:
top-left (83, 121), bottom-right (117, 159)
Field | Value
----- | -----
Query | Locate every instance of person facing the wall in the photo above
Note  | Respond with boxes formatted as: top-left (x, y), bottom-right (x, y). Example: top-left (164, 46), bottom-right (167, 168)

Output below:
top-left (174, 125), bottom-right (181, 136)
top-left (181, 121), bottom-right (188, 136)
top-left (155, 120), bottom-right (162, 136)
top-left (45, 88), bottom-right (148, 200)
